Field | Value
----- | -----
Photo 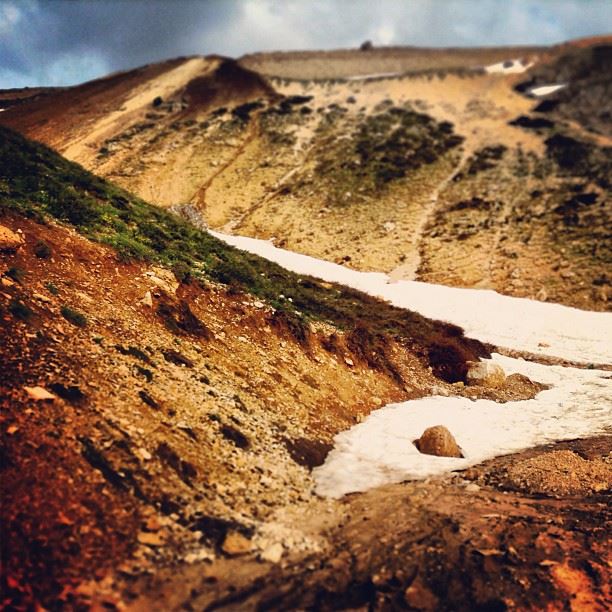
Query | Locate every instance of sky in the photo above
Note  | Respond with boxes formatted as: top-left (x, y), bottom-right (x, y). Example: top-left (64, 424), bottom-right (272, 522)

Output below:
top-left (1, 0), bottom-right (611, 89)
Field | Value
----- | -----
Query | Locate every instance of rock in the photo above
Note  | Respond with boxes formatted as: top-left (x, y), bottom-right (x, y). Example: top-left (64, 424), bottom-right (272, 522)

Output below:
top-left (138, 447), bottom-right (152, 461)
top-left (0, 225), bottom-right (25, 252)
top-left (404, 576), bottom-right (439, 610)
top-left (466, 360), bottom-right (506, 389)
top-left (222, 531), bottom-right (253, 556)
top-left (140, 291), bottom-right (153, 307)
top-left (145, 266), bottom-right (179, 294)
top-left (415, 425), bottom-right (462, 458)
top-left (465, 483), bottom-right (480, 492)
top-left (260, 542), bottom-right (284, 563)
top-left (535, 288), bottom-right (548, 302)
top-left (344, 357), bottom-right (354, 366)
top-left (145, 516), bottom-right (162, 531)
top-left (137, 531), bottom-right (166, 547)
top-left (24, 386), bottom-right (56, 401)
top-left (431, 384), bottom-right (450, 397)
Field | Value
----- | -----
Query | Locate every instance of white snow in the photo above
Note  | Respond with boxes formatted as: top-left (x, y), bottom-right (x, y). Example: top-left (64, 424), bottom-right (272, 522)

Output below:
top-left (313, 354), bottom-right (612, 497)
top-left (346, 72), bottom-right (402, 81)
top-left (210, 231), bottom-right (612, 498)
top-left (485, 59), bottom-right (534, 74)
top-left (210, 231), bottom-right (612, 364)
top-left (528, 84), bottom-right (566, 97)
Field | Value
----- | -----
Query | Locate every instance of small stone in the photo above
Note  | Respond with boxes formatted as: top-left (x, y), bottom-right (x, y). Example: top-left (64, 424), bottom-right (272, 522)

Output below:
top-left (24, 386), bottom-right (56, 401)
top-left (145, 516), bottom-right (162, 532)
top-left (6, 425), bottom-right (18, 435)
top-left (344, 357), bottom-right (354, 366)
top-left (260, 542), bottom-right (284, 563)
top-left (33, 292), bottom-right (52, 303)
top-left (145, 266), bottom-right (179, 294)
top-left (415, 425), bottom-right (463, 458)
top-left (404, 577), bottom-right (439, 610)
top-left (466, 360), bottom-right (506, 389)
top-left (431, 384), bottom-right (450, 397)
top-left (138, 447), bottom-right (152, 461)
top-left (140, 291), bottom-right (153, 308)
top-left (184, 548), bottom-right (214, 564)
top-left (137, 531), bottom-right (165, 547)
top-left (465, 483), bottom-right (480, 492)
top-left (0, 225), bottom-right (25, 252)
top-left (535, 288), bottom-right (548, 302)
top-left (222, 532), bottom-right (252, 556)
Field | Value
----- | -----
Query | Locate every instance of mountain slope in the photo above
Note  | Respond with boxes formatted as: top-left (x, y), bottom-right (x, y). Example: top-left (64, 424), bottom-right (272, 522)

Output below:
top-left (1, 41), bottom-right (610, 311)
top-left (0, 125), bottom-right (609, 610)
top-left (0, 125), bottom-right (512, 608)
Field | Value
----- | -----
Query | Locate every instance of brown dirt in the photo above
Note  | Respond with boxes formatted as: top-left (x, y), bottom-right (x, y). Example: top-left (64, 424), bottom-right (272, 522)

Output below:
top-left (505, 450), bottom-right (611, 496)
top-left (117, 437), bottom-right (611, 612)
top-left (0, 210), bottom-right (543, 609)
top-left (0, 209), bottom-right (555, 610)
top-left (239, 45), bottom-right (548, 80)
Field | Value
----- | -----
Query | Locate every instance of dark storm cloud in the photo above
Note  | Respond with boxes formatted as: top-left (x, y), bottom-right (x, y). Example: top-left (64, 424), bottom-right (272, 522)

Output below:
top-left (1, 0), bottom-right (611, 89)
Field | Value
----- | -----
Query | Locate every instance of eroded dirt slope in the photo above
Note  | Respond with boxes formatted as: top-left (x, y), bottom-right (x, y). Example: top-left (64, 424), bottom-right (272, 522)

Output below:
top-left (1, 41), bottom-right (610, 310)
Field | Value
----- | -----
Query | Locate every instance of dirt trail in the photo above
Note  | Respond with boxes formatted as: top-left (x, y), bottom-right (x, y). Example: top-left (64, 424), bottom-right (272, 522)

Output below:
top-left (388, 147), bottom-right (471, 281)
top-left (191, 115), bottom-right (262, 225)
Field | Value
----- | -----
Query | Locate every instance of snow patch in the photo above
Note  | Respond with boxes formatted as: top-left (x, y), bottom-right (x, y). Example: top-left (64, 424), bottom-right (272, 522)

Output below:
top-left (485, 59), bottom-right (533, 74)
top-left (346, 72), bottom-right (402, 81)
top-left (313, 354), bottom-right (612, 498)
top-left (210, 231), bottom-right (612, 365)
top-left (210, 232), bottom-right (612, 497)
top-left (529, 84), bottom-right (566, 97)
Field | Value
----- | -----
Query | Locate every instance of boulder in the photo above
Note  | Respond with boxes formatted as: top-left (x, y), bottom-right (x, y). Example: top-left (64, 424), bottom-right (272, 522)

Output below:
top-left (0, 225), bottom-right (24, 252)
top-left (145, 266), bottom-right (179, 294)
top-left (415, 425), bottom-right (462, 458)
top-left (466, 360), bottom-right (506, 389)
top-left (222, 531), bottom-right (252, 556)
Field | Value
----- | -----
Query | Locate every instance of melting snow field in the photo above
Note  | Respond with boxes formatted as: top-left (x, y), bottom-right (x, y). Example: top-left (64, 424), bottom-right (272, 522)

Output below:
top-left (485, 59), bottom-right (534, 74)
top-left (211, 231), bottom-right (611, 364)
top-left (313, 354), bottom-right (611, 497)
top-left (211, 232), bottom-right (612, 497)
top-left (528, 83), bottom-right (566, 97)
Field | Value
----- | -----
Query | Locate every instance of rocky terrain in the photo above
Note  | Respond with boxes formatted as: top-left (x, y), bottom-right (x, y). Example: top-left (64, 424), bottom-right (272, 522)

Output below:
top-left (1, 38), bottom-right (611, 611)
top-left (1, 39), bottom-right (610, 311)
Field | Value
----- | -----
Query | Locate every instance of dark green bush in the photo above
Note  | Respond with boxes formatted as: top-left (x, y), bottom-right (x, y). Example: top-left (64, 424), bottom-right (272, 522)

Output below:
top-left (61, 305), bottom-right (87, 328)
top-left (9, 298), bottom-right (33, 321)
top-left (34, 240), bottom-right (52, 258)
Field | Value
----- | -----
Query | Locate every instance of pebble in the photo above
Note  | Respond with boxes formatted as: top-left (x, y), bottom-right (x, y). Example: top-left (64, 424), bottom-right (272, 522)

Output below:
top-left (260, 542), bottom-right (284, 563)
top-left (24, 386), bottom-right (56, 401)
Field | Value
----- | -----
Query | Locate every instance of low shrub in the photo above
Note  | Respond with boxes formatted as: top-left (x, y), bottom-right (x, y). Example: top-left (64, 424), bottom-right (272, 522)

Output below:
top-left (60, 305), bottom-right (87, 328)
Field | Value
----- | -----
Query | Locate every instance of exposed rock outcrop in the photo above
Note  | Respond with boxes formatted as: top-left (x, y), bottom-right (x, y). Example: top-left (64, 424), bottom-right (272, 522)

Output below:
top-left (0, 225), bottom-right (24, 252)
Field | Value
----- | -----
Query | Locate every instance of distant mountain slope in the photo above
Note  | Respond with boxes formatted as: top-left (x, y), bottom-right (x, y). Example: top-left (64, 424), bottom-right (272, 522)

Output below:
top-left (1, 40), bottom-right (610, 312)
top-left (238, 44), bottom-right (547, 80)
